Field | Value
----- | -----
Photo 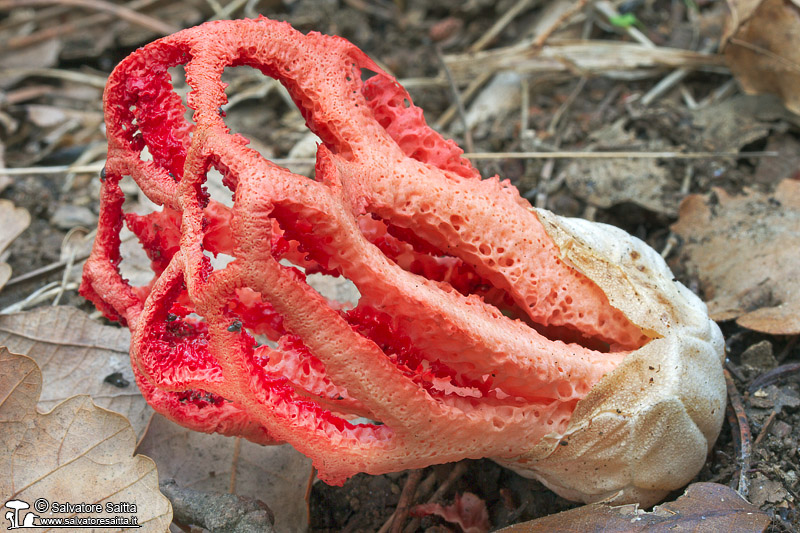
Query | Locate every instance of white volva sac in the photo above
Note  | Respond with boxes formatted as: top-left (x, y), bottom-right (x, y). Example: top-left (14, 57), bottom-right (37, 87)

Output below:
top-left (498, 209), bottom-right (726, 507)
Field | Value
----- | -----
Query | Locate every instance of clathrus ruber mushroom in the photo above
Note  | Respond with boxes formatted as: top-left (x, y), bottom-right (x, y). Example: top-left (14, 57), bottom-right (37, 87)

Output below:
top-left (82, 17), bottom-right (725, 506)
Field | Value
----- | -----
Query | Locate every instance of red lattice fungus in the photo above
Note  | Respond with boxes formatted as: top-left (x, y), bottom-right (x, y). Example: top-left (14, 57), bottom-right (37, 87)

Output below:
top-left (83, 17), bottom-right (724, 505)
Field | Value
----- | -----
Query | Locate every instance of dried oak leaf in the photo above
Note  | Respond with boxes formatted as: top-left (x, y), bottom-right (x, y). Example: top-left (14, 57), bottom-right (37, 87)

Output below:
top-left (564, 120), bottom-right (678, 215)
top-left (136, 414), bottom-right (311, 533)
top-left (0, 198), bottom-right (31, 291)
top-left (0, 348), bottom-right (171, 530)
top-left (0, 306), bottom-right (153, 438)
top-left (497, 482), bottom-right (770, 532)
top-left (671, 178), bottom-right (800, 334)
top-left (721, 0), bottom-right (800, 114)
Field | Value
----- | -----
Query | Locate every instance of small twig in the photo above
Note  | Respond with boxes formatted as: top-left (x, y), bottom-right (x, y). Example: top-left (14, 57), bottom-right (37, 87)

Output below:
top-left (468, 0), bottom-right (537, 53)
top-left (434, 70), bottom-right (492, 130)
top-left (229, 437), bottom-right (241, 493)
top-left (727, 38), bottom-right (800, 73)
top-left (0, 0), bottom-right (179, 35)
top-left (725, 358), bottom-right (748, 384)
top-left (660, 233), bottom-right (678, 259)
top-left (207, 0), bottom-right (248, 21)
top-left (402, 461), bottom-right (469, 533)
top-left (63, 143), bottom-right (107, 193)
top-left (679, 85), bottom-right (698, 109)
top-left (379, 471), bottom-right (436, 533)
top-left (342, 0), bottom-right (397, 21)
top-left (519, 77), bottom-right (530, 133)
top-left (50, 245), bottom-right (77, 306)
top-left (0, 149), bottom-right (778, 181)
top-left (388, 469), bottom-right (424, 533)
top-left (661, 165), bottom-right (693, 258)
top-left (724, 368), bottom-right (751, 499)
top-left (203, 0), bottom-right (224, 16)
top-left (0, 68), bottom-right (107, 88)
top-left (434, 44), bottom-right (474, 154)
top-left (4, 255), bottom-right (86, 287)
top-left (535, 155), bottom-right (557, 209)
top-left (548, 76), bottom-right (586, 134)
top-left (697, 78), bottom-right (737, 108)
top-left (642, 42), bottom-right (717, 106)
top-left (752, 410), bottom-right (778, 450)
top-left (304, 466), bottom-right (315, 528)
top-left (1, 281), bottom-right (79, 314)
top-left (748, 362), bottom-right (800, 393)
top-left (461, 150), bottom-right (778, 160)
top-left (3, 0), bottom-right (161, 49)
top-left (171, 520), bottom-right (192, 533)
top-left (531, 0), bottom-right (591, 48)
top-left (776, 335), bottom-right (799, 364)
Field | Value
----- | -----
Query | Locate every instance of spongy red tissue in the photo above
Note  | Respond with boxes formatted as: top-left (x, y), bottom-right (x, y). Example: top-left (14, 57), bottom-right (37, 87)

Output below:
top-left (82, 17), bottom-right (725, 505)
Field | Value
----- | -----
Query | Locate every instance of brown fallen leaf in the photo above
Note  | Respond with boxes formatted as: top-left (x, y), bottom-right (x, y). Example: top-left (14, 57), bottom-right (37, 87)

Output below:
top-left (753, 133), bottom-right (800, 186)
top-left (0, 38), bottom-right (62, 89)
top-left (690, 94), bottom-right (775, 154)
top-left (0, 198), bottom-right (31, 291)
top-left (721, 0), bottom-right (800, 114)
top-left (0, 348), bottom-right (171, 531)
top-left (0, 306), bottom-right (153, 438)
top-left (671, 178), bottom-right (800, 334)
top-left (564, 119), bottom-right (678, 215)
top-left (497, 482), bottom-right (770, 532)
top-left (136, 414), bottom-right (312, 533)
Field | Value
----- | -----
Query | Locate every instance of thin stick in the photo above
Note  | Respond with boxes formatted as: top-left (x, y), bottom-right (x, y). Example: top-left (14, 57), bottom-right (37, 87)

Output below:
top-left (4, 0), bottom-right (161, 49)
top-left (468, 0), bottom-right (537, 53)
top-left (0, 150), bottom-right (778, 178)
top-left (748, 362), bottom-right (800, 393)
top-left (304, 466), bottom-right (315, 528)
top-left (724, 368), bottom-right (751, 499)
top-left (642, 42), bottom-right (716, 106)
top-left (461, 150), bottom-right (778, 160)
top-left (777, 335), bottom-right (799, 364)
top-left (547, 76), bottom-right (586, 134)
top-left (378, 471), bottom-right (436, 533)
top-left (403, 461), bottom-right (469, 533)
top-left (50, 245), bottom-right (77, 306)
top-left (434, 70), bottom-right (492, 130)
top-left (4, 256), bottom-right (83, 287)
top-left (727, 37), bottom-right (800, 73)
top-left (208, 0), bottom-right (248, 21)
top-left (0, 68), bottom-right (107, 88)
top-left (536, 75), bottom-right (586, 210)
top-left (531, 0), bottom-right (590, 48)
top-left (434, 44), bottom-right (474, 154)
top-left (752, 410), bottom-right (777, 450)
top-left (389, 469), bottom-right (424, 533)
top-left (229, 437), bottom-right (241, 493)
top-left (0, 0), bottom-right (179, 35)
top-left (519, 77), bottom-right (530, 132)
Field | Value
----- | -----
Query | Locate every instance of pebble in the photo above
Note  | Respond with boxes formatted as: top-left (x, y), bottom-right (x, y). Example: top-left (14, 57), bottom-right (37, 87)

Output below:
top-left (50, 204), bottom-right (96, 230)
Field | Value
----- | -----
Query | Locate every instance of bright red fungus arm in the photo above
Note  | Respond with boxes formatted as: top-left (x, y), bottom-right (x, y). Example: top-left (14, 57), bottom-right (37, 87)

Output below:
top-left (83, 17), bottom-right (725, 505)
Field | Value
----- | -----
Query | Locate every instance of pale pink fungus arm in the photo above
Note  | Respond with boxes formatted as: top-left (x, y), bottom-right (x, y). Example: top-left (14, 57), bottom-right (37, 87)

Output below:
top-left (82, 17), bottom-right (725, 504)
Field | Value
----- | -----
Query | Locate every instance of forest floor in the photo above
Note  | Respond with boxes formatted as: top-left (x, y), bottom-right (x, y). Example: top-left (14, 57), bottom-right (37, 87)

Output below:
top-left (0, 0), bottom-right (798, 531)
